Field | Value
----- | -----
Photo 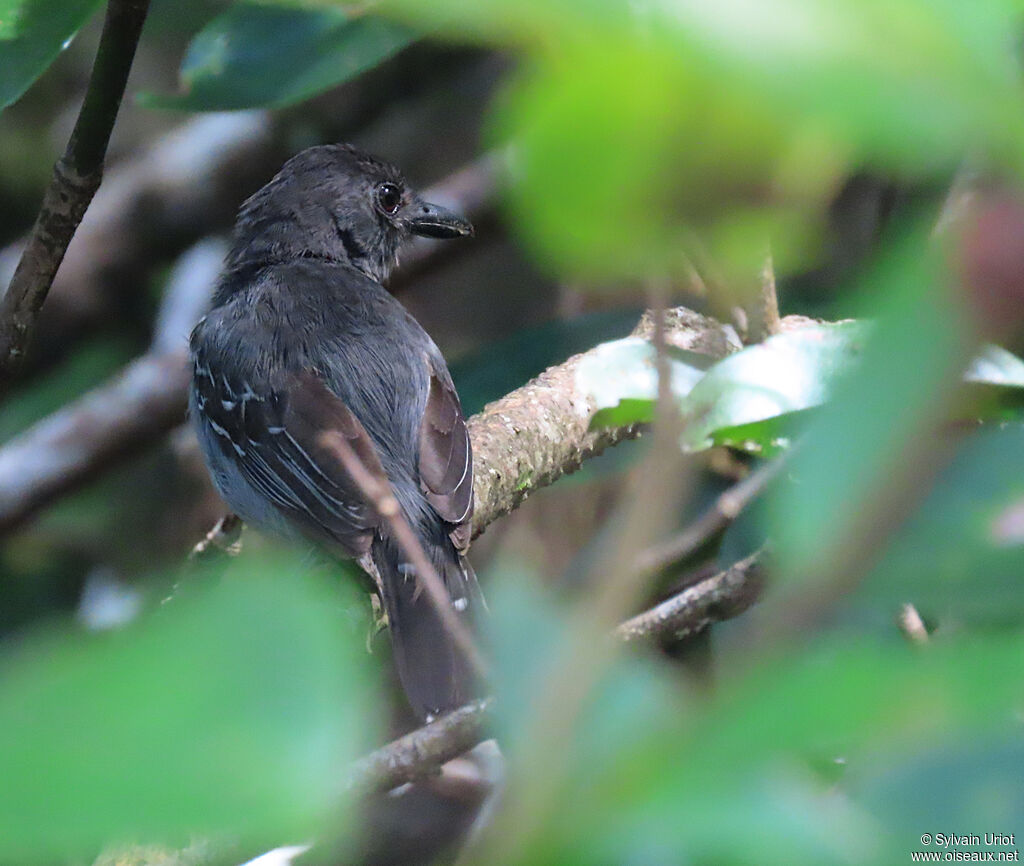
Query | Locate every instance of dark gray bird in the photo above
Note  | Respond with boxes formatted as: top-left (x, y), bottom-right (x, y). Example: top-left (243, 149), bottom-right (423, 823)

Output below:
top-left (189, 143), bottom-right (479, 720)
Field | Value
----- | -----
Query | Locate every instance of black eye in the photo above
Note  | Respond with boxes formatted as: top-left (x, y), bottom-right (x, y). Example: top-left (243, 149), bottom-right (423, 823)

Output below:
top-left (375, 182), bottom-right (402, 215)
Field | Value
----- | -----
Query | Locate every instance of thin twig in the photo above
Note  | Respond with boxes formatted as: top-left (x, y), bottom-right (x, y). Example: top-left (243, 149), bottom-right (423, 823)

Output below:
top-left (349, 549), bottom-right (763, 795)
top-left (743, 247), bottom-right (782, 344)
top-left (616, 550), bottom-right (765, 643)
top-left (0, 0), bottom-right (151, 387)
top-left (634, 456), bottom-right (786, 575)
top-left (897, 603), bottom-right (929, 645)
top-left (317, 431), bottom-right (488, 680)
top-left (346, 699), bottom-right (494, 796)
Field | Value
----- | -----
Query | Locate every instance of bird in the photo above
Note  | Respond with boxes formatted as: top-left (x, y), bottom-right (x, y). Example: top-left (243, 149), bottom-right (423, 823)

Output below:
top-left (189, 143), bottom-right (480, 721)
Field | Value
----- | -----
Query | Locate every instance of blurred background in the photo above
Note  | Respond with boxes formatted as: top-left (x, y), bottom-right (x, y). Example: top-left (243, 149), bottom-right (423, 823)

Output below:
top-left (1, 1), bottom-right (1023, 864)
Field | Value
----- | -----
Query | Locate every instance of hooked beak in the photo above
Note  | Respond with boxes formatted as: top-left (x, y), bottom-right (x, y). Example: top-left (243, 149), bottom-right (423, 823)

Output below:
top-left (406, 199), bottom-right (474, 239)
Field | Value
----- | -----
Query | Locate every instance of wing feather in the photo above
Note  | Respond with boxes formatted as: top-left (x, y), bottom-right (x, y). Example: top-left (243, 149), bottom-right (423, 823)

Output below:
top-left (418, 363), bottom-right (474, 550)
top-left (195, 360), bottom-right (385, 556)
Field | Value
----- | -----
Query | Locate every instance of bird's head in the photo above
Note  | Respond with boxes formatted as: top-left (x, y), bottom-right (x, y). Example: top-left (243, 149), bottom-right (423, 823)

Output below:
top-left (227, 143), bottom-right (473, 283)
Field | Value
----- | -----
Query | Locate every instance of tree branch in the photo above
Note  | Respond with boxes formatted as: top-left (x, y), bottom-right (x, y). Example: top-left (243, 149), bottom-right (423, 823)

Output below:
top-left (633, 457), bottom-right (785, 575)
top-left (0, 351), bottom-right (189, 533)
top-left (616, 550), bottom-right (765, 643)
top-left (469, 307), bottom-right (741, 537)
top-left (345, 699), bottom-right (495, 796)
top-left (0, 235), bottom-right (222, 534)
top-left (0, 0), bottom-right (151, 387)
top-left (0, 305), bottom-right (750, 536)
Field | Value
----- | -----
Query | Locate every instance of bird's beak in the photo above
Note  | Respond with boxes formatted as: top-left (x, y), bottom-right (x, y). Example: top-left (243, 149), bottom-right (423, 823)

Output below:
top-left (406, 199), bottom-right (474, 239)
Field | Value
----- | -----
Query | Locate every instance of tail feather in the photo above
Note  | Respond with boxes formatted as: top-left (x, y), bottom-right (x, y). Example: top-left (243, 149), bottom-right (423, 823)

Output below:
top-left (372, 534), bottom-right (481, 720)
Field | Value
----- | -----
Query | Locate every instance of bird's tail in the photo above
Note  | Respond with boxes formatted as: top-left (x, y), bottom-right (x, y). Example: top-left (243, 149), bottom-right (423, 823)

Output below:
top-left (372, 534), bottom-right (482, 721)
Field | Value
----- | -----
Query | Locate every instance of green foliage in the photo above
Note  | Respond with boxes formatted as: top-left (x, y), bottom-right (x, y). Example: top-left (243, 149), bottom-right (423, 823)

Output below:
top-left (0, 0), bottom-right (103, 109)
top-left (766, 217), bottom-right (967, 585)
top-left (476, 573), bottom-right (1024, 865)
top-left (379, 0), bottom-right (1024, 280)
top-left (576, 338), bottom-right (714, 428)
top-left (677, 322), bottom-right (866, 450)
top-left (583, 320), bottom-right (1024, 456)
top-left (5, 0), bottom-right (1024, 862)
top-left (851, 423), bottom-right (1024, 628)
top-left (708, 412), bottom-right (813, 458)
top-left (0, 549), bottom-right (378, 862)
top-left (141, 2), bottom-right (415, 111)
top-left (852, 739), bottom-right (1024, 842)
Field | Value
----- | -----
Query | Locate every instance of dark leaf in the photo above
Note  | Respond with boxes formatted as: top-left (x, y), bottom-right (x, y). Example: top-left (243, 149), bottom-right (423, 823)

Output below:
top-left (0, 0), bottom-right (103, 109)
top-left (141, 2), bottom-right (415, 111)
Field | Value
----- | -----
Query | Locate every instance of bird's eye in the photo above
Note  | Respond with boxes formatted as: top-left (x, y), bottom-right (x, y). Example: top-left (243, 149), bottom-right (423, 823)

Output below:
top-left (375, 182), bottom-right (403, 215)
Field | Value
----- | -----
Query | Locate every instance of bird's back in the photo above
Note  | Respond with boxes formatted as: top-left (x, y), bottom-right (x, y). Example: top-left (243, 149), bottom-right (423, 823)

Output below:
top-left (195, 258), bottom-right (436, 506)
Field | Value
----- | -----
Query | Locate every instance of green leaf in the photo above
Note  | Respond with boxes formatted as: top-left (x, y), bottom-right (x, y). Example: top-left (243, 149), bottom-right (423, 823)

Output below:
top-left (576, 313), bottom-right (1024, 455)
top-left (689, 636), bottom-right (1024, 782)
top-left (0, 548), bottom-right (379, 862)
top-left (688, 331), bottom-right (1024, 455)
top-left (708, 411), bottom-right (814, 457)
top-left (679, 322), bottom-right (867, 451)
top-left (0, 0), bottom-right (103, 109)
top-left (964, 342), bottom-right (1024, 387)
top-left (382, 0), bottom-right (1024, 281)
top-left (141, 2), bottom-right (415, 111)
top-left (575, 337), bottom-right (717, 428)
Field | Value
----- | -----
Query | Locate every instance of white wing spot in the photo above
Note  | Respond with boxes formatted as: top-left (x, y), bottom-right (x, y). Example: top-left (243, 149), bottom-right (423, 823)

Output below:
top-left (208, 419), bottom-right (231, 439)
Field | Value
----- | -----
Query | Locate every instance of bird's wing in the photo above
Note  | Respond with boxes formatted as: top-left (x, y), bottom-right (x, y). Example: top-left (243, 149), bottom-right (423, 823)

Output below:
top-left (194, 360), bottom-right (385, 556)
top-left (418, 360), bottom-right (474, 550)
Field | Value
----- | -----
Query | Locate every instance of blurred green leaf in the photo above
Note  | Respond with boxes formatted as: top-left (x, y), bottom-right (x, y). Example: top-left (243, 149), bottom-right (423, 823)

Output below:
top-left (382, 0), bottom-right (1024, 172)
top-left (381, 0), bottom-right (1024, 282)
top-left (141, 2), bottom-right (415, 111)
top-left (688, 636), bottom-right (1024, 783)
top-left (853, 738), bottom-right (1024, 848)
top-left (0, 0), bottom-right (102, 109)
top-left (709, 411), bottom-right (815, 457)
top-left (847, 424), bottom-right (1024, 628)
top-left (145, 0), bottom-right (231, 37)
top-left (767, 217), bottom-right (967, 585)
top-left (0, 549), bottom-right (378, 862)
top-left (481, 568), bottom-right (1024, 865)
